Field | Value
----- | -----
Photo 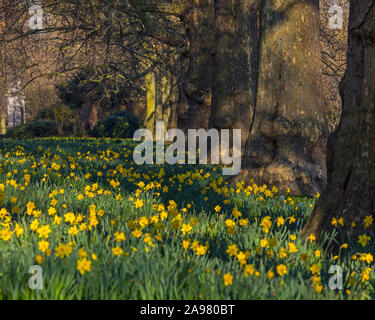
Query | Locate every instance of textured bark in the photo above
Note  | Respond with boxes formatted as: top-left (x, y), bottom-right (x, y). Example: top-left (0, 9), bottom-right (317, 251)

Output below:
top-left (0, 85), bottom-right (6, 135)
top-left (158, 67), bottom-right (179, 132)
top-left (178, 0), bottom-right (258, 153)
top-left (235, 0), bottom-right (328, 196)
top-left (209, 0), bottom-right (259, 151)
top-left (167, 79), bottom-right (179, 130)
top-left (156, 73), bottom-right (164, 125)
top-left (178, 0), bottom-right (214, 132)
top-left (82, 99), bottom-right (100, 131)
top-left (0, 115), bottom-right (5, 135)
top-left (303, 0), bottom-right (375, 240)
top-left (320, 0), bottom-right (349, 133)
top-left (124, 94), bottom-right (146, 121)
top-left (146, 71), bottom-right (157, 133)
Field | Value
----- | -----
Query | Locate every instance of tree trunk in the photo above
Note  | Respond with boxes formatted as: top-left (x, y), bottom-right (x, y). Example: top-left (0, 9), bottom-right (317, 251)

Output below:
top-left (0, 73), bottom-right (7, 135)
top-left (156, 72), bottom-right (164, 126)
top-left (168, 78), bottom-right (179, 131)
top-left (158, 70), bottom-right (177, 133)
top-left (209, 0), bottom-right (259, 152)
top-left (178, 0), bottom-right (214, 132)
top-left (235, 0), bottom-right (328, 196)
top-left (0, 86), bottom-right (6, 135)
top-left (303, 0), bottom-right (375, 240)
top-left (124, 93), bottom-right (146, 122)
top-left (0, 115), bottom-right (5, 135)
top-left (81, 95), bottom-right (100, 131)
top-left (146, 71), bottom-right (157, 134)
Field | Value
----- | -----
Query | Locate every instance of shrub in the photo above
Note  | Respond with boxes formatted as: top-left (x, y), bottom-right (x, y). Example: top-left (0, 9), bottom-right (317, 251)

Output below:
top-left (91, 111), bottom-right (141, 139)
top-left (5, 121), bottom-right (58, 139)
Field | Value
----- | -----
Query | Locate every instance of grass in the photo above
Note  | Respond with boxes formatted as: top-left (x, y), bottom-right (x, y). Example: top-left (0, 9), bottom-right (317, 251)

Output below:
top-left (0, 137), bottom-right (373, 299)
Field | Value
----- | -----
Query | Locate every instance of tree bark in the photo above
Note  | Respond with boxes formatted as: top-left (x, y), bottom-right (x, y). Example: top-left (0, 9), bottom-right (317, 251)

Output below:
top-left (0, 85), bottom-right (6, 135)
top-left (157, 62), bottom-right (179, 133)
top-left (178, 0), bottom-right (214, 132)
top-left (209, 0), bottom-right (259, 152)
top-left (235, 0), bottom-right (328, 196)
top-left (146, 71), bottom-right (157, 134)
top-left (81, 93), bottom-right (101, 131)
top-left (0, 115), bottom-right (5, 135)
top-left (303, 0), bottom-right (375, 240)
top-left (0, 57), bottom-right (7, 135)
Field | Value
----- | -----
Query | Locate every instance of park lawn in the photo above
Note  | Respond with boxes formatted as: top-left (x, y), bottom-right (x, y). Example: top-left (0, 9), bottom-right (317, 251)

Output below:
top-left (0, 137), bottom-right (373, 299)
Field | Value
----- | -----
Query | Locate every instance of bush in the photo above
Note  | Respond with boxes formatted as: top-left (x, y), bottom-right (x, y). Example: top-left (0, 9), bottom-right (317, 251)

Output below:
top-left (5, 121), bottom-right (58, 139)
top-left (91, 111), bottom-right (141, 139)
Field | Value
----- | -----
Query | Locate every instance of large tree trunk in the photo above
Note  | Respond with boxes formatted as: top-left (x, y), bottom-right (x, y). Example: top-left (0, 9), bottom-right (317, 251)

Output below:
top-left (303, 0), bottom-right (375, 240)
top-left (178, 0), bottom-right (214, 132)
top-left (234, 0), bottom-right (328, 196)
top-left (209, 0), bottom-right (259, 152)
